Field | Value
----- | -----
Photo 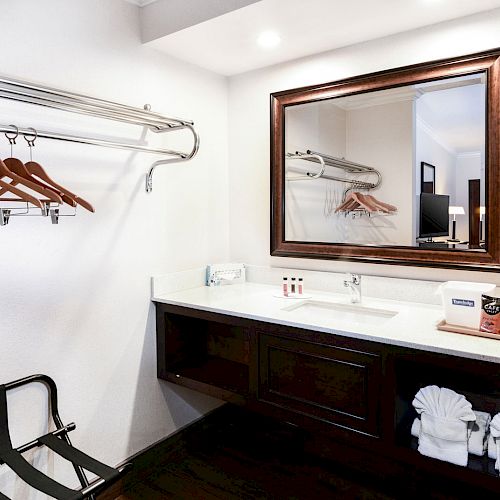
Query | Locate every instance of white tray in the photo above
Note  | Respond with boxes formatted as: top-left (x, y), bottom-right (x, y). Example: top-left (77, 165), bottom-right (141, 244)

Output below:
top-left (273, 292), bottom-right (312, 299)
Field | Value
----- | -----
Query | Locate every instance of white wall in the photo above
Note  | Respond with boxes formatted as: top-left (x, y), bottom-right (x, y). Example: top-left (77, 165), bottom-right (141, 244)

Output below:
top-left (285, 99), bottom-right (414, 246)
top-left (415, 118), bottom-right (457, 200)
top-left (0, 0), bottom-right (227, 497)
top-left (346, 100), bottom-right (415, 245)
top-left (228, 9), bottom-right (500, 284)
top-left (415, 116), bottom-right (457, 240)
top-left (455, 152), bottom-right (483, 242)
top-left (285, 102), bottom-right (348, 242)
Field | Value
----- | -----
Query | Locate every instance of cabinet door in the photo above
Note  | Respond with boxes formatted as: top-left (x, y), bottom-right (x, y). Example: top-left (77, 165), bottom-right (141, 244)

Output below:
top-left (259, 333), bottom-right (382, 436)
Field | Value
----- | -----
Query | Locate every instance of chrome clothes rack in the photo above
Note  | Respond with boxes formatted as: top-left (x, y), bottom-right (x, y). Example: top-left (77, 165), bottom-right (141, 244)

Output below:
top-left (285, 149), bottom-right (382, 200)
top-left (0, 74), bottom-right (200, 192)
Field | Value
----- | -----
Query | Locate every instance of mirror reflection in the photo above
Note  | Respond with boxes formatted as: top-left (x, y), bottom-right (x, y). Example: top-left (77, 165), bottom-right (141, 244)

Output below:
top-left (284, 73), bottom-right (486, 251)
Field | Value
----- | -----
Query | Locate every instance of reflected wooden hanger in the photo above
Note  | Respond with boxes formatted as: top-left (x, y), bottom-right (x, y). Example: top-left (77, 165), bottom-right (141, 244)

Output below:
top-left (23, 128), bottom-right (95, 213)
top-left (335, 192), bottom-right (357, 212)
top-left (0, 126), bottom-right (63, 204)
top-left (335, 191), bottom-right (398, 214)
top-left (364, 194), bottom-right (396, 213)
top-left (351, 192), bottom-right (377, 212)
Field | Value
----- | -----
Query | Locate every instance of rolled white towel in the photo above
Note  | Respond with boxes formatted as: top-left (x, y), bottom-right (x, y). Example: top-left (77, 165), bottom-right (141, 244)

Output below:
top-left (490, 413), bottom-right (500, 472)
top-left (467, 410), bottom-right (491, 457)
top-left (412, 410), bottom-right (491, 457)
top-left (411, 417), bottom-right (421, 438)
top-left (418, 413), bottom-right (471, 466)
top-left (412, 386), bottom-right (476, 466)
top-left (412, 416), bottom-right (473, 438)
top-left (413, 386), bottom-right (475, 423)
top-left (488, 432), bottom-right (497, 460)
top-left (412, 418), bottom-right (471, 438)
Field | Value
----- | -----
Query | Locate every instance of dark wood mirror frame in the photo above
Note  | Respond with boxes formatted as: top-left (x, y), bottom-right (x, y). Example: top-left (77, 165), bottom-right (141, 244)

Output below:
top-left (271, 49), bottom-right (500, 271)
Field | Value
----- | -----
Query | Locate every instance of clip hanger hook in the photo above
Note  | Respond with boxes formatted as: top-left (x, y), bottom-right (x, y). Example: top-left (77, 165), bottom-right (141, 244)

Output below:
top-left (23, 127), bottom-right (37, 161)
top-left (5, 124), bottom-right (19, 157)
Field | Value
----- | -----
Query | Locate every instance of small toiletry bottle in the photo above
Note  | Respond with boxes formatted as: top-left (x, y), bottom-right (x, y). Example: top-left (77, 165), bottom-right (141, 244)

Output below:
top-left (283, 277), bottom-right (288, 297)
top-left (298, 278), bottom-right (303, 295)
top-left (291, 277), bottom-right (296, 295)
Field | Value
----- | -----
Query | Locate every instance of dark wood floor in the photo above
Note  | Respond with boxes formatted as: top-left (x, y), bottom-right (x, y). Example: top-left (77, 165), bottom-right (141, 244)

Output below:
top-left (112, 406), bottom-right (397, 500)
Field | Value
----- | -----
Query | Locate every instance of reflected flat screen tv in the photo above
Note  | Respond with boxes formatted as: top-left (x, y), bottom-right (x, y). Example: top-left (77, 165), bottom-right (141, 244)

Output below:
top-left (419, 193), bottom-right (450, 239)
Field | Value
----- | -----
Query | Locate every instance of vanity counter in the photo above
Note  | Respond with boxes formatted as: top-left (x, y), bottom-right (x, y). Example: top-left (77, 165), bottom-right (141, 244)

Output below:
top-left (153, 282), bottom-right (500, 364)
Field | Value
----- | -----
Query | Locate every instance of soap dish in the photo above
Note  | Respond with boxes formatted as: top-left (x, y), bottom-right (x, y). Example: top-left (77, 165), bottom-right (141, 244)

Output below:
top-left (436, 319), bottom-right (500, 340)
top-left (273, 292), bottom-right (312, 299)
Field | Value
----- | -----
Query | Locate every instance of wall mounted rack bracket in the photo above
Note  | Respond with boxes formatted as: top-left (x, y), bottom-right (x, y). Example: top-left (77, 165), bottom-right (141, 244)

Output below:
top-left (0, 74), bottom-right (200, 193)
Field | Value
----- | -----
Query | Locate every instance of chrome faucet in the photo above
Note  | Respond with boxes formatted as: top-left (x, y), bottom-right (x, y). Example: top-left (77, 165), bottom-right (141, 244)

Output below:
top-left (344, 273), bottom-right (361, 303)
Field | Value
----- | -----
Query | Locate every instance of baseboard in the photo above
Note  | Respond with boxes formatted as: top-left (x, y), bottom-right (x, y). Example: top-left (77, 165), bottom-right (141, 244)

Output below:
top-left (97, 404), bottom-right (228, 499)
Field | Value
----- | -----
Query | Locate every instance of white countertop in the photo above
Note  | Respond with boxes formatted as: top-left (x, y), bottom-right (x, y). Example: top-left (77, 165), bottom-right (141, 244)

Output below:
top-left (153, 282), bottom-right (500, 364)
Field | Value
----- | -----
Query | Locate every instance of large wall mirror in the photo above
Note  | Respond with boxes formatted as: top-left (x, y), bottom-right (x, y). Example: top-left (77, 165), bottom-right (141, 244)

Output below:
top-left (271, 49), bottom-right (500, 270)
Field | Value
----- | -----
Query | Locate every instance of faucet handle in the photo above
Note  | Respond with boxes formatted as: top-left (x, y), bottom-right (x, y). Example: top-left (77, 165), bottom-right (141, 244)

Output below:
top-left (345, 273), bottom-right (361, 285)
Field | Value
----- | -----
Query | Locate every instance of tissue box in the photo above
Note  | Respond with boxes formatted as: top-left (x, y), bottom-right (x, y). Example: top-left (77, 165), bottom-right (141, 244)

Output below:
top-left (206, 263), bottom-right (245, 286)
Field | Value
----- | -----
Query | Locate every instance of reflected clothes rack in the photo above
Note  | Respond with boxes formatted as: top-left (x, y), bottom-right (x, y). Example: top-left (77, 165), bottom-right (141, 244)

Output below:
top-left (0, 74), bottom-right (200, 192)
top-left (285, 149), bottom-right (395, 217)
top-left (285, 149), bottom-right (382, 199)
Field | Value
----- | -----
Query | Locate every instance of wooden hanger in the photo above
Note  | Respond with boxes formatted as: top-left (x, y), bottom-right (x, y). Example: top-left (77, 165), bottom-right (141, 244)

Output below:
top-left (335, 191), bottom-right (397, 215)
top-left (351, 192), bottom-right (377, 212)
top-left (0, 157), bottom-right (75, 207)
top-left (21, 129), bottom-right (94, 213)
top-left (365, 195), bottom-right (396, 213)
top-left (25, 161), bottom-right (94, 213)
top-left (335, 192), bottom-right (358, 213)
top-left (0, 162), bottom-right (43, 208)
top-left (0, 158), bottom-right (63, 204)
top-left (0, 127), bottom-right (63, 204)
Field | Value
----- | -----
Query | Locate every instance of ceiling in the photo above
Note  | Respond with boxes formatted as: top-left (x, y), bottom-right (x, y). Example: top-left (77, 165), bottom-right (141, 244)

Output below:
top-left (143, 0), bottom-right (500, 76)
top-left (416, 76), bottom-right (486, 154)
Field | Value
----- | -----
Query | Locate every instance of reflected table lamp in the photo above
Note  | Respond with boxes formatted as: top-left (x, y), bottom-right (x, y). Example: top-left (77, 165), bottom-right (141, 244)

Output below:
top-left (448, 206), bottom-right (465, 242)
top-left (480, 206), bottom-right (486, 242)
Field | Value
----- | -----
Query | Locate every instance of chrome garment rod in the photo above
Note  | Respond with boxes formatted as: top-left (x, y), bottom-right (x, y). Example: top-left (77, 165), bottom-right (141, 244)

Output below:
top-left (286, 150), bottom-right (382, 201)
top-left (0, 124), bottom-right (194, 157)
top-left (305, 150), bottom-right (377, 174)
top-left (0, 75), bottom-right (191, 127)
top-left (0, 74), bottom-right (200, 191)
top-left (286, 164), bottom-right (377, 189)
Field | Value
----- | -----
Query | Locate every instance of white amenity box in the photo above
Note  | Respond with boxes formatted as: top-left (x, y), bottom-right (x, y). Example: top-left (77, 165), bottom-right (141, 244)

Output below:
top-left (439, 281), bottom-right (496, 329)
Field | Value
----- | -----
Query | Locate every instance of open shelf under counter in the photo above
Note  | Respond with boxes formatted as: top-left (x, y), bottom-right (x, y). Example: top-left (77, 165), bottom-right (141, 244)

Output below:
top-left (154, 299), bottom-right (500, 496)
top-left (168, 357), bottom-right (250, 397)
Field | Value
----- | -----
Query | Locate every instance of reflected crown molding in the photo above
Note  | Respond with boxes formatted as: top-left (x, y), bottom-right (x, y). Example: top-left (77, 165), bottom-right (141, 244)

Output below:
top-left (456, 151), bottom-right (482, 158)
top-left (417, 75), bottom-right (484, 94)
top-left (123, 0), bottom-right (158, 6)
top-left (416, 115), bottom-right (456, 156)
top-left (332, 87), bottom-right (421, 110)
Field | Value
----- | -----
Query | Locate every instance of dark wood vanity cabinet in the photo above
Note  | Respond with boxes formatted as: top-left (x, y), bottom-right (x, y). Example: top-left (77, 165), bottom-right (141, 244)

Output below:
top-left (258, 333), bottom-right (382, 436)
top-left (155, 302), bottom-right (500, 495)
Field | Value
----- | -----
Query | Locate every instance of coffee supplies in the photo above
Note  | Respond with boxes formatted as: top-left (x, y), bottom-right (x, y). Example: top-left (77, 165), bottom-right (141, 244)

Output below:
top-left (479, 294), bottom-right (500, 335)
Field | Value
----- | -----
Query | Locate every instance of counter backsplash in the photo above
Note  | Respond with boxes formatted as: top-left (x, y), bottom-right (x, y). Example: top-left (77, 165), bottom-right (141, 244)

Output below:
top-left (152, 265), bottom-right (456, 305)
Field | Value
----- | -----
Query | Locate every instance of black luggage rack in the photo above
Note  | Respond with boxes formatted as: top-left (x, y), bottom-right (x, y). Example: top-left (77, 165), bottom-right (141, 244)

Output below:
top-left (0, 374), bottom-right (131, 500)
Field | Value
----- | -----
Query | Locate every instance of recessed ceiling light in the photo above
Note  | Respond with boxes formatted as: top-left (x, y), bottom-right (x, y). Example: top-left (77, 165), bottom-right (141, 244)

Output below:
top-left (257, 31), bottom-right (281, 49)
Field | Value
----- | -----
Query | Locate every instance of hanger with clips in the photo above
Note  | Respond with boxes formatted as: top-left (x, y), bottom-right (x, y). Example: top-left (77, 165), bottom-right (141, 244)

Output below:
top-left (0, 126), bottom-right (63, 206)
top-left (335, 190), bottom-right (397, 217)
top-left (0, 169), bottom-right (43, 209)
top-left (22, 128), bottom-right (95, 213)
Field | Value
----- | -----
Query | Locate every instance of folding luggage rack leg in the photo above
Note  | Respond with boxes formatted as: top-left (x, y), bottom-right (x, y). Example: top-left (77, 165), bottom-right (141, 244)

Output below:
top-left (0, 374), bottom-right (131, 500)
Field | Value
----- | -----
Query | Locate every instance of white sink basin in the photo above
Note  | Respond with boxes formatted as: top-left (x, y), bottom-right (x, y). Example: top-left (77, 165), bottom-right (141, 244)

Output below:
top-left (281, 299), bottom-right (398, 328)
